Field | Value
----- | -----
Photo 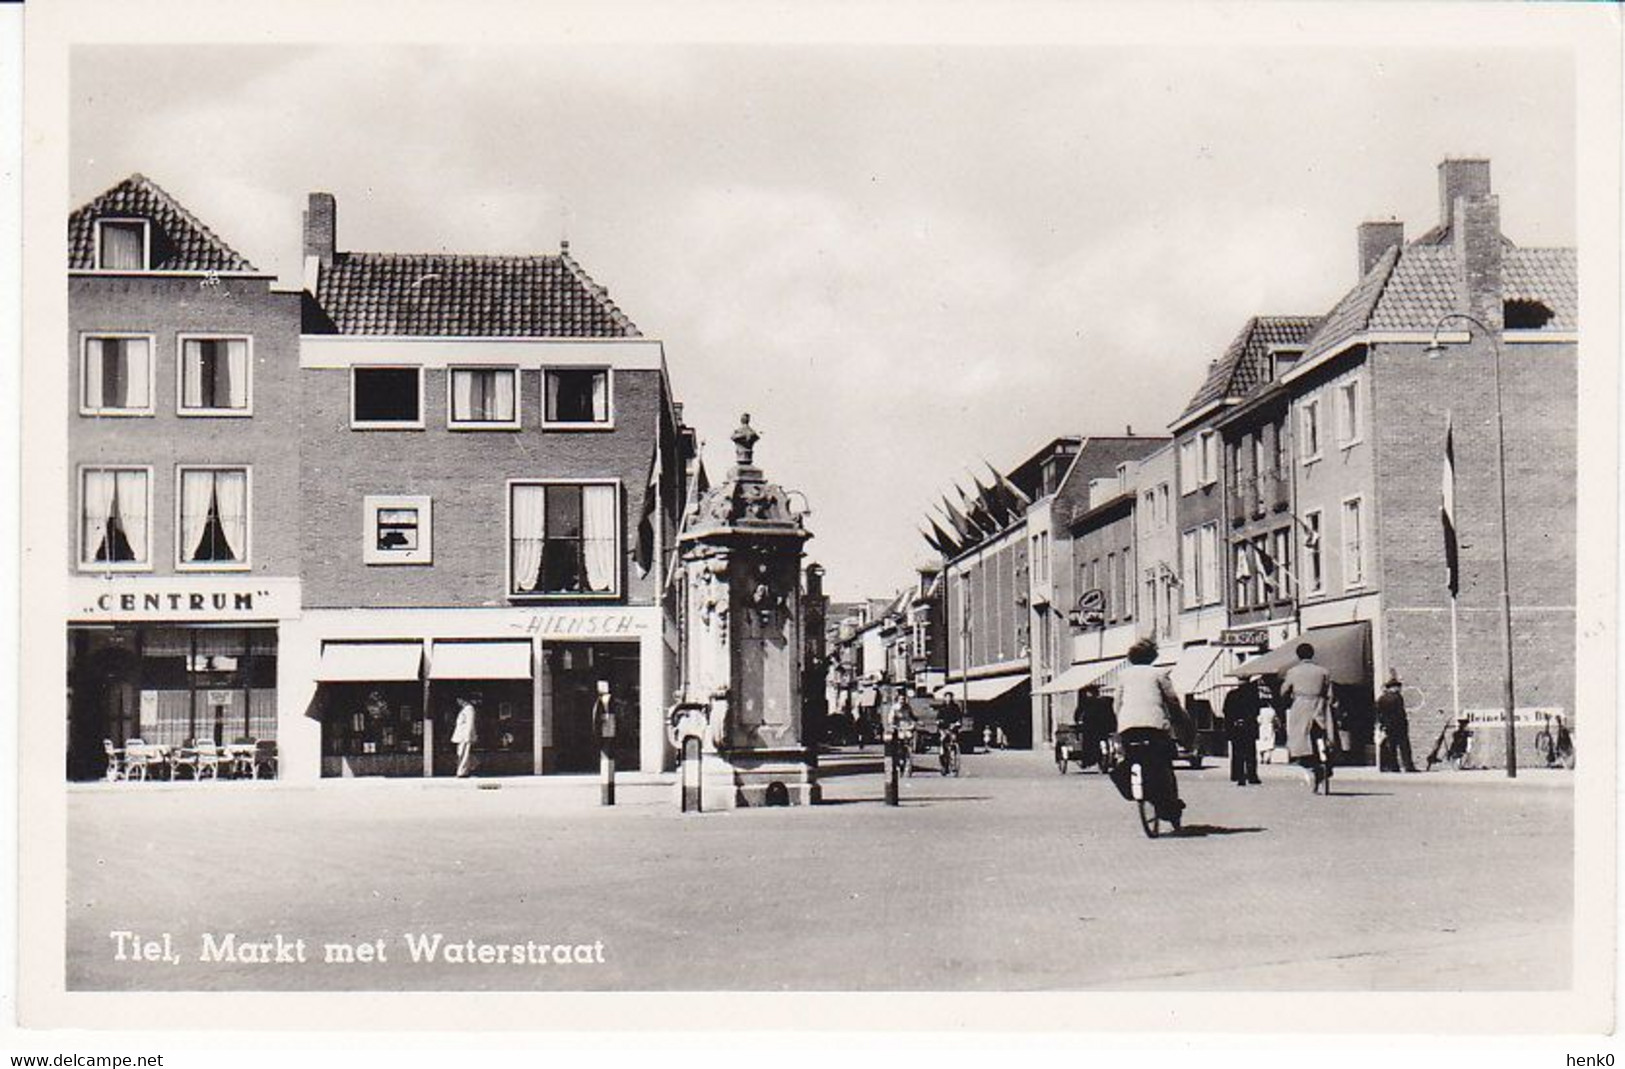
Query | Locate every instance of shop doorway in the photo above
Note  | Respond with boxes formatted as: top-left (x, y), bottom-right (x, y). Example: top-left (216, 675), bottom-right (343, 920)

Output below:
top-left (429, 680), bottom-right (534, 777)
top-left (545, 642), bottom-right (640, 773)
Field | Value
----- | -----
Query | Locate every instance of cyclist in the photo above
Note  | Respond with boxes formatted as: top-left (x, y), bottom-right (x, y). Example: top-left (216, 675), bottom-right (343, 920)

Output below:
top-left (1281, 642), bottom-right (1335, 791)
top-left (1111, 637), bottom-right (1186, 826)
top-left (937, 702), bottom-right (963, 776)
top-left (887, 698), bottom-right (918, 777)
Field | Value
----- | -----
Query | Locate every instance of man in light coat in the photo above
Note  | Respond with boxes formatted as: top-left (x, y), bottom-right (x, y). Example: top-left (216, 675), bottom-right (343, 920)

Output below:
top-left (451, 697), bottom-right (478, 778)
top-left (1280, 643), bottom-right (1334, 789)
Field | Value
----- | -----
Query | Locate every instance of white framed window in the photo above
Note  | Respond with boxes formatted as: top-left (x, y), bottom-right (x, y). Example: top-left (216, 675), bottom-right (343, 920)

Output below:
top-left (80, 334), bottom-right (154, 416)
top-left (1118, 548), bottom-right (1132, 621)
top-left (1336, 378), bottom-right (1363, 448)
top-left (1271, 527), bottom-right (1292, 602)
top-left (1178, 439), bottom-right (1200, 495)
top-left (95, 218), bottom-right (150, 270)
top-left (1180, 528), bottom-right (1199, 608)
top-left (1233, 541), bottom-right (1252, 609)
top-left (1199, 431), bottom-right (1219, 487)
top-left (508, 480), bottom-right (621, 597)
top-left (1299, 395), bottom-right (1323, 463)
top-left (1341, 495), bottom-right (1366, 589)
top-left (1303, 509), bottom-right (1324, 594)
top-left (543, 368), bottom-right (613, 429)
top-left (364, 494), bottom-right (433, 565)
top-left (79, 466), bottom-right (152, 571)
top-left (1198, 522), bottom-right (1220, 606)
top-left (177, 335), bottom-right (252, 415)
top-left (1157, 483), bottom-right (1171, 528)
top-left (448, 366), bottom-right (519, 429)
top-left (351, 366), bottom-right (424, 429)
top-left (176, 466), bottom-right (251, 570)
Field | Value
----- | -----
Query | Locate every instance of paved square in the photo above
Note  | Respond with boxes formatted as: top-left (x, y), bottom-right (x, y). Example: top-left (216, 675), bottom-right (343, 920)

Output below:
top-left (66, 752), bottom-right (1572, 991)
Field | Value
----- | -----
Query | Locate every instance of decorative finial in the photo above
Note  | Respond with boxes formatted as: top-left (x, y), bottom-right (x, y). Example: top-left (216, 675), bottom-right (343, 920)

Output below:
top-left (732, 413), bottom-right (760, 466)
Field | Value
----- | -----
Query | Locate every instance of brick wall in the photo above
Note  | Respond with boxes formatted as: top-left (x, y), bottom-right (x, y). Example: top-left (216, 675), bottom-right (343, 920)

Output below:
top-left (1372, 335), bottom-right (1577, 726)
top-left (68, 276), bottom-right (303, 577)
top-left (299, 364), bottom-right (665, 609)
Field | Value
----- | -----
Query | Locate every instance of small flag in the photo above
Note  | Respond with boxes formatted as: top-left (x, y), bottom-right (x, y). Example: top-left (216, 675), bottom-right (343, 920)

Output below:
top-left (634, 442), bottom-right (660, 578)
top-left (1442, 413), bottom-right (1459, 597)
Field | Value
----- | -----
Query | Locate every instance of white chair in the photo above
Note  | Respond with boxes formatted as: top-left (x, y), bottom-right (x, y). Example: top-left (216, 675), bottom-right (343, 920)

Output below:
top-left (102, 740), bottom-right (126, 782)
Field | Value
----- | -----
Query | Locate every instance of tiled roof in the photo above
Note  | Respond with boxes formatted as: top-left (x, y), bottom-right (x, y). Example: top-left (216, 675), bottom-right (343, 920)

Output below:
top-left (68, 173), bottom-right (257, 273)
top-left (1172, 315), bottom-right (1322, 426)
top-left (310, 246), bottom-right (640, 337)
top-left (1304, 243), bottom-right (1576, 359)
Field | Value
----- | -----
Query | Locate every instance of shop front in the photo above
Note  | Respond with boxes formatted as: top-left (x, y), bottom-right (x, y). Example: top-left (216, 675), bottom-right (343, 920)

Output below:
top-left (65, 577), bottom-right (300, 781)
top-left (1227, 620), bottom-right (1376, 763)
top-left (284, 606), bottom-right (666, 783)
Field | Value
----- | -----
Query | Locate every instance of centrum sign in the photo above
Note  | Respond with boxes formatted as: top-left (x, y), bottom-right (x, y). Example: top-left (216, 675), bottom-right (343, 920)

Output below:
top-left (71, 577), bottom-right (301, 621)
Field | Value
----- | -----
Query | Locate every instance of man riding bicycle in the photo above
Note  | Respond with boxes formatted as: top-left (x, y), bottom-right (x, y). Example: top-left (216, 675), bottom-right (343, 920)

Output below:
top-left (1110, 638), bottom-right (1186, 827)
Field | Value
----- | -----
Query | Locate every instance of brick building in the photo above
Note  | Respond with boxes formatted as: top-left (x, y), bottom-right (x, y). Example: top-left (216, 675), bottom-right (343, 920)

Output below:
top-left (1273, 159), bottom-right (1577, 761)
top-left (280, 192), bottom-right (697, 780)
top-left (66, 175), bottom-right (303, 780)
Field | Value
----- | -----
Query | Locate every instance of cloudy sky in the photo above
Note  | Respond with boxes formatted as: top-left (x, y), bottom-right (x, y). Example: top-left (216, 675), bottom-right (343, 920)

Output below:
top-left (71, 44), bottom-right (1574, 599)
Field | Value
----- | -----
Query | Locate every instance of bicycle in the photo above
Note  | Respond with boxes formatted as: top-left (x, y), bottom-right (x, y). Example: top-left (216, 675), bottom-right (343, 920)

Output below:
top-left (1112, 730), bottom-right (1184, 839)
top-left (939, 724), bottom-right (962, 777)
top-left (1310, 729), bottom-right (1334, 795)
top-left (888, 729), bottom-right (914, 779)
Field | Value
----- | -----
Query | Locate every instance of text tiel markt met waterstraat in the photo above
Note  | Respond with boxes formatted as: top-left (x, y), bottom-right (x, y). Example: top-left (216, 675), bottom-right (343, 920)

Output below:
top-left (109, 930), bottom-right (607, 967)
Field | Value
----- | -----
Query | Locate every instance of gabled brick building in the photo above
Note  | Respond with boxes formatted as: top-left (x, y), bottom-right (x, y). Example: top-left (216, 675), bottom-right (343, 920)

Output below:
top-left (66, 175), bottom-right (303, 779)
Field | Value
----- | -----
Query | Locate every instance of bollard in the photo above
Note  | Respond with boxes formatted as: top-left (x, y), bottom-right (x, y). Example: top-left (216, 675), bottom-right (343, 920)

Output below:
top-left (681, 736), bottom-right (702, 813)
top-left (600, 749), bottom-right (616, 806)
top-left (884, 735), bottom-right (899, 807)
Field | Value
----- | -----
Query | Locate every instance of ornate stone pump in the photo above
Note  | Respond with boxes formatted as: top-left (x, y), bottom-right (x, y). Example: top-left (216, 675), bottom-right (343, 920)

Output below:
top-left (672, 414), bottom-right (816, 807)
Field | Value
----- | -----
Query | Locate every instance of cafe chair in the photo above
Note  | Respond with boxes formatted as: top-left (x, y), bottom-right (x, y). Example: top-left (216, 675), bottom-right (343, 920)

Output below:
top-left (102, 740), bottom-right (126, 782)
top-left (170, 741), bottom-right (201, 781)
top-left (124, 739), bottom-right (153, 781)
top-left (252, 739), bottom-right (278, 780)
top-left (229, 737), bottom-right (255, 779)
top-left (192, 741), bottom-right (223, 780)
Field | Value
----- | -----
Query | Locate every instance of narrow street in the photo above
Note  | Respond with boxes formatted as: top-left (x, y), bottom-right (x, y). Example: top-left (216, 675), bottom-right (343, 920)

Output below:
top-left (66, 752), bottom-right (1572, 992)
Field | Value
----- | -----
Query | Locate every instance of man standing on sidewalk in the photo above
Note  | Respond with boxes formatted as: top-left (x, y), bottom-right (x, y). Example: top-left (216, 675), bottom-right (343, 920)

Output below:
top-left (1223, 680), bottom-right (1263, 786)
top-left (451, 697), bottom-right (478, 778)
top-left (1376, 671), bottom-right (1420, 772)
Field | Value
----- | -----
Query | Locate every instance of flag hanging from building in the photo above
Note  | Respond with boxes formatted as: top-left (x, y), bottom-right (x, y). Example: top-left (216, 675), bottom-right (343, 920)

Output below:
top-left (634, 442), bottom-right (660, 578)
top-left (1441, 412), bottom-right (1460, 598)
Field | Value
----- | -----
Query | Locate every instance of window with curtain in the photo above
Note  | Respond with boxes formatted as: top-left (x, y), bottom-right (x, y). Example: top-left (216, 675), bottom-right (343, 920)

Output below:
top-left (1179, 529), bottom-right (1198, 609)
top-left (544, 369), bottom-right (611, 425)
top-left (80, 468), bottom-right (149, 567)
top-left (180, 338), bottom-right (250, 412)
top-left (509, 482), bottom-right (618, 596)
top-left (96, 220), bottom-right (147, 270)
top-left (1198, 522), bottom-right (1221, 606)
top-left (449, 367), bottom-right (518, 426)
top-left (1300, 397), bottom-right (1322, 460)
top-left (82, 336), bottom-right (152, 413)
top-left (1178, 439), bottom-right (1199, 495)
top-left (178, 468), bottom-right (250, 566)
top-left (1304, 510), bottom-right (1324, 593)
top-left (1336, 379), bottom-right (1362, 446)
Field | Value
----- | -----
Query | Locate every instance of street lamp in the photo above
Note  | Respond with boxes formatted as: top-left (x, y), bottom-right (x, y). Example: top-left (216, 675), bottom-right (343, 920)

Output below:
top-left (1425, 311), bottom-right (1517, 778)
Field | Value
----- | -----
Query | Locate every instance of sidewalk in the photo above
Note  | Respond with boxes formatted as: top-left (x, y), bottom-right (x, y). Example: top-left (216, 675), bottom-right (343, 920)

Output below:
top-left (1251, 755), bottom-right (1573, 788)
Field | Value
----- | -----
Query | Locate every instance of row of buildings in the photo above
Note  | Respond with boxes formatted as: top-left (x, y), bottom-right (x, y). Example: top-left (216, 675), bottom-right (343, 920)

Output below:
top-left (65, 174), bottom-right (748, 781)
top-left (828, 158), bottom-right (1577, 764)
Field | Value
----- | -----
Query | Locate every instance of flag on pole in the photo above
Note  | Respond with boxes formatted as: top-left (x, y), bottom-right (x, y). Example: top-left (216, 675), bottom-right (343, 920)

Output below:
top-left (1441, 412), bottom-right (1460, 597)
top-left (634, 439), bottom-right (660, 578)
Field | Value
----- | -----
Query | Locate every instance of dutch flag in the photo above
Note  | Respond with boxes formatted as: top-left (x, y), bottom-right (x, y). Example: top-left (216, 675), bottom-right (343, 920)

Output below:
top-left (1442, 413), bottom-right (1460, 598)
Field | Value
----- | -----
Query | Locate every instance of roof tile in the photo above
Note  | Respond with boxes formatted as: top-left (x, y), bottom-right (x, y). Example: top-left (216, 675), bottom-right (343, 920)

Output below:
top-left (68, 173), bottom-right (257, 273)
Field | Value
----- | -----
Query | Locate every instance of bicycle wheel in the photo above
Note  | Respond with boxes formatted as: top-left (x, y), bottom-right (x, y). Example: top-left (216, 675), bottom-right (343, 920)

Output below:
top-left (1137, 798), bottom-right (1160, 838)
top-left (951, 747), bottom-right (962, 777)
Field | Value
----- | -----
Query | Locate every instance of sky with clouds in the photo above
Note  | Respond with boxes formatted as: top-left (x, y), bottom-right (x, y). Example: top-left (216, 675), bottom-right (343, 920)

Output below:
top-left (71, 43), bottom-right (1574, 599)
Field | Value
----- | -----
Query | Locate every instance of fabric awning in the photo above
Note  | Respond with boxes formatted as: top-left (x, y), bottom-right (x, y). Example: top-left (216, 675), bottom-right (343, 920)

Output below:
top-left (428, 641), bottom-right (533, 680)
top-left (1035, 659), bottom-right (1125, 695)
top-left (315, 642), bottom-right (424, 683)
top-left (1168, 645), bottom-right (1225, 695)
top-left (1228, 621), bottom-right (1372, 685)
top-left (936, 674), bottom-right (1029, 703)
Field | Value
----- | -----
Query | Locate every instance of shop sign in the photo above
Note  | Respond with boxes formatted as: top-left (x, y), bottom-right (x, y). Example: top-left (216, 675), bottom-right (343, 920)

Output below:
top-left (205, 690), bottom-right (236, 706)
top-left (1218, 628), bottom-right (1270, 647)
top-left (71, 577), bottom-right (301, 621)
top-left (511, 611), bottom-right (650, 638)
top-left (1462, 706), bottom-right (1564, 726)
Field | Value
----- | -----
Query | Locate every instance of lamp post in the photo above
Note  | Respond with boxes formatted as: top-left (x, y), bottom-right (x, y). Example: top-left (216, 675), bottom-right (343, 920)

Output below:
top-left (1425, 311), bottom-right (1517, 778)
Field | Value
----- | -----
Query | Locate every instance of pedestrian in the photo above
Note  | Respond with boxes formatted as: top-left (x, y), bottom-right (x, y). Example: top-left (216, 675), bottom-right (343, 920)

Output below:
top-left (1075, 684), bottom-right (1116, 771)
top-left (592, 681), bottom-right (618, 759)
top-left (1222, 680), bottom-right (1263, 786)
top-left (1280, 642), bottom-right (1335, 790)
top-left (1375, 671), bottom-right (1420, 772)
top-left (451, 696), bottom-right (478, 778)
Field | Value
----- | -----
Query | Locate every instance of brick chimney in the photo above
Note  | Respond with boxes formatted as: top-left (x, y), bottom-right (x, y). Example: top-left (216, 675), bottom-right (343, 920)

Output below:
top-left (303, 192), bottom-right (337, 269)
top-left (1357, 220), bottom-right (1404, 278)
top-left (1437, 158), bottom-right (1491, 233)
top-left (1453, 193), bottom-right (1503, 330)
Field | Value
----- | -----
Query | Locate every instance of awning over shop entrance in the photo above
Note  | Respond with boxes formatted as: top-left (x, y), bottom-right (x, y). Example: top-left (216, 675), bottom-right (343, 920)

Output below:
top-left (315, 642), bottom-right (424, 683)
top-left (1228, 621), bottom-right (1372, 685)
top-left (427, 641), bottom-right (533, 681)
top-left (937, 674), bottom-right (1029, 703)
top-left (1034, 659), bottom-right (1124, 695)
top-left (1168, 645), bottom-right (1224, 696)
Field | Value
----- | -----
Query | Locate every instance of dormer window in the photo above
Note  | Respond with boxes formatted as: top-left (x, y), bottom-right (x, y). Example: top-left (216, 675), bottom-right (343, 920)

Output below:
top-left (96, 219), bottom-right (150, 270)
top-left (1504, 300), bottom-right (1555, 330)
